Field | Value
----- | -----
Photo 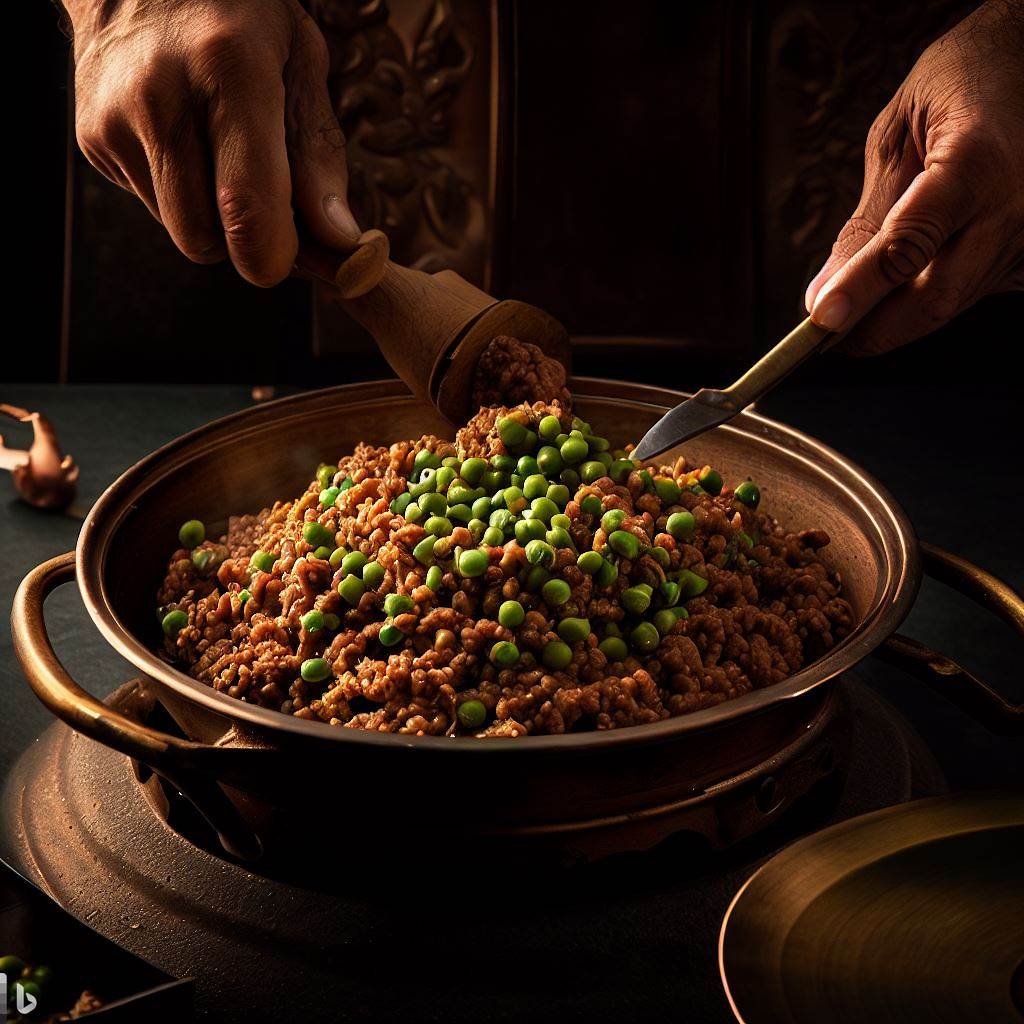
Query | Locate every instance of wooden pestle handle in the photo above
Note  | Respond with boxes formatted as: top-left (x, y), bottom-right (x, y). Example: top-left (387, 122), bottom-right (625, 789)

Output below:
top-left (325, 230), bottom-right (571, 423)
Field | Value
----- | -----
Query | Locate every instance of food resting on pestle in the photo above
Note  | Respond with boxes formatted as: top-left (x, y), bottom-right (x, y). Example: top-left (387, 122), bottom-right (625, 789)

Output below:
top-left (155, 337), bottom-right (854, 737)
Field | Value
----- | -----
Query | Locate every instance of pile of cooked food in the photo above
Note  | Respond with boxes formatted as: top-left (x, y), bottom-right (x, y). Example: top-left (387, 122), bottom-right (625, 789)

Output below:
top-left (157, 338), bottom-right (854, 737)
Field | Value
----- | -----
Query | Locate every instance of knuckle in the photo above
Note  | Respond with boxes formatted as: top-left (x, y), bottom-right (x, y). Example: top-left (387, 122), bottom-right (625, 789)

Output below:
top-left (189, 28), bottom-right (255, 82)
top-left (878, 218), bottom-right (943, 284)
top-left (218, 186), bottom-right (292, 285)
top-left (831, 217), bottom-right (878, 260)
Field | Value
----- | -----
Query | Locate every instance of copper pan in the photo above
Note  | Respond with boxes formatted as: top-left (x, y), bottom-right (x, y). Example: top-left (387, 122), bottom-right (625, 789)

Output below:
top-left (11, 379), bottom-right (1022, 861)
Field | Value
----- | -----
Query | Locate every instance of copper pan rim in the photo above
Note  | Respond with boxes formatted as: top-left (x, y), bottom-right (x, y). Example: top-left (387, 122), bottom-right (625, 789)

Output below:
top-left (74, 377), bottom-right (920, 753)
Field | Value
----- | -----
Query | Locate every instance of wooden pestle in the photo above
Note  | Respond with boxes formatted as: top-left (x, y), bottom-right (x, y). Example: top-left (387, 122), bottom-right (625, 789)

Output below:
top-left (322, 230), bottom-right (571, 423)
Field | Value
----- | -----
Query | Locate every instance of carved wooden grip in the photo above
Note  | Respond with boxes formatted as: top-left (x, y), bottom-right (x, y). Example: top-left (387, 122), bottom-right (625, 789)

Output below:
top-left (328, 233), bottom-right (571, 423)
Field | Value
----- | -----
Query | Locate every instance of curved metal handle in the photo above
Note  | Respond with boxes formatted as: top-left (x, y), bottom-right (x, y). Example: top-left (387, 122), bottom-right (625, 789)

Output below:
top-left (878, 542), bottom-right (1023, 735)
top-left (11, 551), bottom-right (261, 858)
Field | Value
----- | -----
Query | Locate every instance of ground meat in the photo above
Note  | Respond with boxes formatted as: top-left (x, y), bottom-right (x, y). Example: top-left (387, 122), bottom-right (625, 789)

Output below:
top-left (157, 337), bottom-right (854, 738)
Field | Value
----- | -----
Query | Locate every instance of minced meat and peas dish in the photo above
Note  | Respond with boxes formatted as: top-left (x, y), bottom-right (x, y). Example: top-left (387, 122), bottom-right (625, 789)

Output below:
top-left (157, 338), bottom-right (854, 738)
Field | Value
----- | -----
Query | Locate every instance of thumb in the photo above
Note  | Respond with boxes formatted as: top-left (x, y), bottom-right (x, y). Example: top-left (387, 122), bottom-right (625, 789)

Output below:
top-left (285, 22), bottom-right (361, 252)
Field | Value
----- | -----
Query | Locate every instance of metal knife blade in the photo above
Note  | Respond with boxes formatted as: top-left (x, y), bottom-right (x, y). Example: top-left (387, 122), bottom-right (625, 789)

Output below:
top-left (630, 389), bottom-right (739, 462)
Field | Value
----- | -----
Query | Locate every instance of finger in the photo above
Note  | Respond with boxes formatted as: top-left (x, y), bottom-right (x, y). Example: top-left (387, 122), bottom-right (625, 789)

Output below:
top-left (147, 114), bottom-right (226, 265)
top-left (77, 109), bottom-right (159, 213)
top-left (809, 161), bottom-right (976, 333)
top-left (285, 15), bottom-right (360, 251)
top-left (805, 110), bottom-right (919, 312)
top-left (840, 220), bottom-right (1011, 355)
top-left (207, 53), bottom-right (297, 287)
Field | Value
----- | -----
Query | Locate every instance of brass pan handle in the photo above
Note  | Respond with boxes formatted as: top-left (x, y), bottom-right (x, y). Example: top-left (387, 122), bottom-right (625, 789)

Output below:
top-left (12, 551), bottom-right (261, 858)
top-left (877, 542), bottom-right (1023, 736)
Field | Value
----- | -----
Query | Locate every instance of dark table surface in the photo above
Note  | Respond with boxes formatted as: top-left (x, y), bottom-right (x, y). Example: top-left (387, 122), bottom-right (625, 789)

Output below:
top-left (1, 378), bottom-right (1021, 787)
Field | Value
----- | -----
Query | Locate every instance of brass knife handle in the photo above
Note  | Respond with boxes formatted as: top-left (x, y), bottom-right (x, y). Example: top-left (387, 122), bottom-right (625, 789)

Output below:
top-left (724, 317), bottom-right (834, 410)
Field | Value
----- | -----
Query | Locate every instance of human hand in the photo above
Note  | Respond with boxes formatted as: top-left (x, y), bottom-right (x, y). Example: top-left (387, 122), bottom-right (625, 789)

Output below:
top-left (805, 0), bottom-right (1024, 354)
top-left (67, 0), bottom-right (359, 287)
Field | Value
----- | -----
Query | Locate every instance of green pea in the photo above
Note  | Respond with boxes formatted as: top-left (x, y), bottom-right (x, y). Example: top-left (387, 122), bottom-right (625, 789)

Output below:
top-left (521, 473), bottom-right (546, 501)
top-left (525, 539), bottom-right (555, 567)
top-left (520, 429), bottom-right (538, 452)
top-left (446, 486), bottom-right (474, 507)
top-left (538, 414), bottom-right (562, 441)
top-left (470, 496), bottom-right (492, 520)
top-left (529, 496), bottom-right (560, 523)
top-left (622, 584), bottom-right (653, 614)
top-left (338, 574), bottom-right (365, 605)
top-left (595, 558), bottom-right (619, 588)
top-left (238, 589), bottom-right (252, 606)
top-left (442, 456), bottom-right (461, 470)
top-left (666, 511), bottom-right (696, 540)
top-left (424, 515), bottom-right (453, 537)
top-left (316, 464), bottom-right (335, 490)
top-left (542, 640), bottom-right (573, 670)
top-left (329, 547), bottom-right (347, 569)
top-left (415, 491), bottom-right (444, 517)
top-left (435, 466), bottom-right (457, 492)
top-left (557, 617), bottom-right (591, 642)
top-left (601, 509), bottom-right (626, 532)
top-left (678, 568), bottom-right (709, 598)
top-left (383, 594), bottom-right (413, 617)
top-left (655, 478), bottom-right (681, 503)
top-left (458, 698), bottom-right (488, 730)
top-left (491, 453), bottom-right (516, 472)
top-left (653, 609), bottom-right (681, 636)
top-left (515, 518), bottom-right (547, 545)
top-left (571, 416), bottom-right (591, 433)
top-left (498, 417), bottom-right (528, 449)
top-left (605, 621), bottom-right (623, 637)
top-left (536, 446), bottom-right (563, 476)
top-left (650, 545), bottom-right (671, 568)
top-left (609, 459), bottom-right (634, 483)
top-left (489, 508), bottom-right (515, 532)
top-left (490, 640), bottom-right (520, 667)
top-left (425, 565), bottom-right (443, 590)
top-left (560, 436), bottom-right (589, 465)
top-left (29, 964), bottom-right (54, 988)
top-left (323, 613), bottom-right (340, 630)
top-left (513, 455), bottom-right (536, 478)
top-left (580, 460), bottom-right (606, 484)
top-left (301, 609), bottom-right (325, 633)
top-left (498, 599), bottom-right (525, 628)
top-left (162, 609), bottom-right (188, 637)
top-left (735, 480), bottom-right (761, 508)
top-left (312, 546), bottom-right (332, 561)
top-left (542, 578), bottom-right (572, 606)
top-left (550, 513), bottom-right (571, 531)
top-left (524, 565), bottom-right (551, 591)
top-left (446, 504), bottom-right (471, 524)
top-left (338, 477), bottom-right (354, 492)
top-left (390, 492), bottom-right (413, 516)
top-left (300, 657), bottom-right (332, 683)
top-left (482, 525), bottom-right (505, 547)
top-left (404, 502), bottom-right (424, 524)
top-left (413, 449), bottom-right (442, 475)
top-left (454, 547), bottom-right (487, 577)
top-left (460, 457), bottom-right (488, 486)
top-left (630, 621), bottom-right (661, 653)
top-left (408, 469), bottom-right (438, 499)
top-left (546, 484), bottom-right (571, 508)
top-left (580, 495), bottom-right (603, 517)
top-left (341, 550), bottom-right (367, 576)
top-left (379, 623), bottom-right (404, 647)
top-left (301, 521), bottom-right (332, 549)
top-left (608, 530), bottom-right (639, 559)
top-left (699, 467), bottom-right (723, 495)
top-left (560, 468), bottom-right (581, 490)
top-left (362, 561), bottom-right (385, 590)
top-left (503, 486), bottom-right (527, 515)
top-left (599, 636), bottom-right (628, 662)
top-left (250, 550), bottom-right (275, 573)
top-left (18, 980), bottom-right (42, 1005)
top-left (546, 526), bottom-right (573, 549)
top-left (577, 550), bottom-right (603, 574)
top-left (319, 486), bottom-right (341, 509)
top-left (413, 536), bottom-right (437, 566)
top-left (661, 580), bottom-right (681, 606)
top-left (178, 519), bottom-right (205, 548)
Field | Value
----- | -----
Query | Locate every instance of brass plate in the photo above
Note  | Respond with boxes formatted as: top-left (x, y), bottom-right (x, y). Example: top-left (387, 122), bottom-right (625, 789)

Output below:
top-left (719, 792), bottom-right (1024, 1024)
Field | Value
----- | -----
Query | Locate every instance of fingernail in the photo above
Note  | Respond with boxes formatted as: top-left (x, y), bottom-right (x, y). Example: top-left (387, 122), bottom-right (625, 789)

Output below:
top-left (811, 287), bottom-right (852, 331)
top-left (323, 194), bottom-right (360, 242)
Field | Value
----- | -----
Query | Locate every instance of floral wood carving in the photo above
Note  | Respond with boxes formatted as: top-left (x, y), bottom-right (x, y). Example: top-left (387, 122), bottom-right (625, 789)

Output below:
top-left (309, 0), bottom-right (488, 278)
top-left (759, 0), bottom-right (972, 325)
